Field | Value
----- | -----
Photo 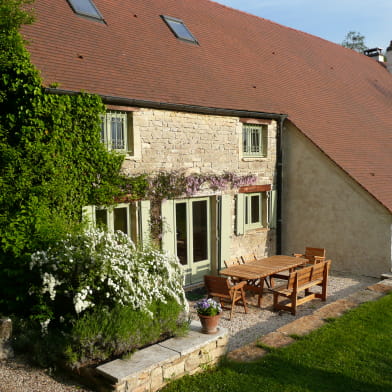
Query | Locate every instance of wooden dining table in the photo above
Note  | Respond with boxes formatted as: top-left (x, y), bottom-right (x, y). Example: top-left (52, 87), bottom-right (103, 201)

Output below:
top-left (219, 255), bottom-right (308, 307)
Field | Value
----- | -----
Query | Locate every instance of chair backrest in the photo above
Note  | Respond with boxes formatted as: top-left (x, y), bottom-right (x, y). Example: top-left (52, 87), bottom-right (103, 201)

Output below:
top-left (240, 253), bottom-right (257, 264)
top-left (304, 247), bottom-right (326, 264)
top-left (224, 257), bottom-right (240, 268)
top-left (204, 275), bottom-right (231, 296)
top-left (287, 260), bottom-right (331, 290)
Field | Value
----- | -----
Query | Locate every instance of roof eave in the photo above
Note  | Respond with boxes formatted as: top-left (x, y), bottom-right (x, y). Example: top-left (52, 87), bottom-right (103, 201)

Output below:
top-left (44, 87), bottom-right (288, 120)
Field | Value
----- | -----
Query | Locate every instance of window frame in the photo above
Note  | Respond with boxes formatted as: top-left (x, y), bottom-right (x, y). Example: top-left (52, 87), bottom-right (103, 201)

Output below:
top-left (101, 111), bottom-right (133, 155)
top-left (66, 0), bottom-right (104, 21)
top-left (161, 15), bottom-right (199, 45)
top-left (242, 124), bottom-right (267, 158)
top-left (236, 191), bottom-right (268, 235)
top-left (94, 203), bottom-right (132, 236)
top-left (244, 192), bottom-right (263, 230)
top-left (83, 200), bottom-right (151, 244)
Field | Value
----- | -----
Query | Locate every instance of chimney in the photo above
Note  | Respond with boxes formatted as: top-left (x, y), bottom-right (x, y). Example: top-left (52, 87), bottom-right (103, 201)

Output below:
top-left (386, 41), bottom-right (392, 73)
top-left (363, 47), bottom-right (385, 62)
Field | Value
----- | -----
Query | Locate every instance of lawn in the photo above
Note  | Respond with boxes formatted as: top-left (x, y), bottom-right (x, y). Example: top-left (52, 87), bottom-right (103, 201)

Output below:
top-left (162, 293), bottom-right (392, 392)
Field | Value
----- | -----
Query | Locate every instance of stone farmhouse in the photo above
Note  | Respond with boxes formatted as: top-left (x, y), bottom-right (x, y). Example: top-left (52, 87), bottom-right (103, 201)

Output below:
top-left (22, 0), bottom-right (392, 282)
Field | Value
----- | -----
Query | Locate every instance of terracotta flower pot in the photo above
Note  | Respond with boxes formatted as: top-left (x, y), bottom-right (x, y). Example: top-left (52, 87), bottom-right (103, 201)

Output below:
top-left (198, 313), bottom-right (221, 334)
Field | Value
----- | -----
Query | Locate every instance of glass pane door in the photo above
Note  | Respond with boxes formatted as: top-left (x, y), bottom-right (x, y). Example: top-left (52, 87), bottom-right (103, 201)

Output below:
top-left (175, 202), bottom-right (188, 266)
top-left (192, 200), bottom-right (208, 262)
top-left (174, 198), bottom-right (211, 284)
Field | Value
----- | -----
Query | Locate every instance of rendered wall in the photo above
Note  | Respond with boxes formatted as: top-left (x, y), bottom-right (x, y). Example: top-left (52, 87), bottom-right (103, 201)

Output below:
top-left (282, 122), bottom-right (392, 277)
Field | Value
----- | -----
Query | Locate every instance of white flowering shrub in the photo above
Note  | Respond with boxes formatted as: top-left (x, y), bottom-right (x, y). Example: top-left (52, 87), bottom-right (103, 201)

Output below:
top-left (30, 227), bottom-right (188, 328)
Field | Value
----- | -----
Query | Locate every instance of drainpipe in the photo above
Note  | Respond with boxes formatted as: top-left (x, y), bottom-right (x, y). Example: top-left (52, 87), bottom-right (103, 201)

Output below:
top-left (276, 115), bottom-right (287, 254)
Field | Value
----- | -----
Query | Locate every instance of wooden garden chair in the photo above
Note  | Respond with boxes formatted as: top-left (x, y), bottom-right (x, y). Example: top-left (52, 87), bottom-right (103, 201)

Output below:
top-left (204, 275), bottom-right (248, 320)
top-left (223, 257), bottom-right (241, 268)
top-left (294, 247), bottom-right (326, 266)
top-left (223, 257), bottom-right (241, 283)
top-left (240, 253), bottom-right (257, 264)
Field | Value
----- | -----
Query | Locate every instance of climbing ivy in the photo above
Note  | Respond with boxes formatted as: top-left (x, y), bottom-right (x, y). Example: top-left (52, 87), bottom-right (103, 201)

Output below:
top-left (0, 0), bottom-right (124, 314)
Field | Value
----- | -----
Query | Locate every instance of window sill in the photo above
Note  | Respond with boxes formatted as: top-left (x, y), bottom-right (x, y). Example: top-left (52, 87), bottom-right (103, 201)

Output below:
top-left (124, 154), bottom-right (140, 161)
top-left (241, 156), bottom-right (268, 162)
top-left (244, 227), bottom-right (269, 234)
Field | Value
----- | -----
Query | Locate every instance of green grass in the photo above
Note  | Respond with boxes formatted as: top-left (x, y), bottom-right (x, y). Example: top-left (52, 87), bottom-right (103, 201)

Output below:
top-left (162, 293), bottom-right (392, 392)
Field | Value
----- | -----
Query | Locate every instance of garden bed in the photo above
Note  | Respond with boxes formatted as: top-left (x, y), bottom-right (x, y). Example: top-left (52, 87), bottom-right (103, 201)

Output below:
top-left (69, 321), bottom-right (228, 392)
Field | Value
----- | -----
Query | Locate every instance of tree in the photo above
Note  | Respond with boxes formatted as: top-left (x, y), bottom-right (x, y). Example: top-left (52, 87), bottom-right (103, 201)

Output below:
top-left (341, 31), bottom-right (368, 53)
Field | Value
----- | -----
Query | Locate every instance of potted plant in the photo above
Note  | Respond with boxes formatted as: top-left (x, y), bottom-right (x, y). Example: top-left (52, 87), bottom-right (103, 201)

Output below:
top-left (194, 298), bottom-right (222, 334)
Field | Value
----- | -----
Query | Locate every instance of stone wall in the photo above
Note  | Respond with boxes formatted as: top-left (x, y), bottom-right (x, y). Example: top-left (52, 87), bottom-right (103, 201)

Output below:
top-left (122, 109), bottom-right (277, 181)
top-left (0, 318), bottom-right (14, 360)
top-left (89, 321), bottom-right (228, 392)
top-left (121, 108), bottom-right (278, 262)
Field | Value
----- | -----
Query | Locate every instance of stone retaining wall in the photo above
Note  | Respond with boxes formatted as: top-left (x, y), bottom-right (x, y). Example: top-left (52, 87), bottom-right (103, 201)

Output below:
top-left (0, 318), bottom-right (14, 360)
top-left (87, 321), bottom-right (228, 392)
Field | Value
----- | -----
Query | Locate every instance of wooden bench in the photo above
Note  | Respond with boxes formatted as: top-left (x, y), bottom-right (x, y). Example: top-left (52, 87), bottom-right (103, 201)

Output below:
top-left (270, 260), bottom-right (331, 315)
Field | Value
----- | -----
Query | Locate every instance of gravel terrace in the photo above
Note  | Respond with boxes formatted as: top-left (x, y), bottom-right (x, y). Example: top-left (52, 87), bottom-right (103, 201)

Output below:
top-left (0, 271), bottom-right (379, 392)
top-left (187, 271), bottom-right (379, 352)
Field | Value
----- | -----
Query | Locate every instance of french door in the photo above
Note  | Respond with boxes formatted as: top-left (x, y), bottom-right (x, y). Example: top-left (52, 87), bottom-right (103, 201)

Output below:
top-left (174, 197), bottom-right (211, 285)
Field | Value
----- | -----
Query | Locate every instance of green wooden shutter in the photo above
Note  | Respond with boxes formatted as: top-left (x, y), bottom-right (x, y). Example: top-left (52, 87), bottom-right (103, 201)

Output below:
top-left (82, 205), bottom-right (95, 226)
top-left (139, 200), bottom-right (151, 245)
top-left (268, 190), bottom-right (277, 229)
top-left (219, 195), bottom-right (232, 270)
top-left (262, 125), bottom-right (268, 157)
top-left (236, 193), bottom-right (245, 235)
top-left (161, 199), bottom-right (176, 255)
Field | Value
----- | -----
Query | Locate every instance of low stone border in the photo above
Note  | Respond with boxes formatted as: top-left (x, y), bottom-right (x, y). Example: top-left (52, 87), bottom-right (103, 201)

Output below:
top-left (77, 320), bottom-right (228, 392)
top-left (0, 318), bottom-right (14, 360)
top-left (227, 279), bottom-right (392, 362)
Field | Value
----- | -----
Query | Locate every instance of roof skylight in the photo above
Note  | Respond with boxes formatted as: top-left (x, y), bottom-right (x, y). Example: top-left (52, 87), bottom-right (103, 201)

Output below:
top-left (67, 0), bottom-right (103, 21)
top-left (161, 15), bottom-right (198, 44)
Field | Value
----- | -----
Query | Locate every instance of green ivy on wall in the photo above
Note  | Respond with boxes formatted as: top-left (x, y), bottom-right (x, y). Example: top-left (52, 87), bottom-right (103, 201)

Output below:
top-left (0, 0), bottom-right (124, 314)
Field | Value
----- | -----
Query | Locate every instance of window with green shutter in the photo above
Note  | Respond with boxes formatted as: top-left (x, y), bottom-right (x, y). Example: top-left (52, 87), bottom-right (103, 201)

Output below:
top-left (100, 111), bottom-right (133, 154)
top-left (82, 202), bottom-right (149, 244)
top-left (244, 193), bottom-right (263, 230)
top-left (236, 192), bottom-right (268, 233)
top-left (243, 124), bottom-right (267, 157)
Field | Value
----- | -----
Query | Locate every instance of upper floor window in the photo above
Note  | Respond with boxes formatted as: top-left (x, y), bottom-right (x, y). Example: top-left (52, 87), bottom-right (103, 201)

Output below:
top-left (66, 0), bottom-right (104, 21)
top-left (161, 15), bottom-right (199, 44)
top-left (101, 111), bottom-right (133, 154)
top-left (243, 124), bottom-right (267, 158)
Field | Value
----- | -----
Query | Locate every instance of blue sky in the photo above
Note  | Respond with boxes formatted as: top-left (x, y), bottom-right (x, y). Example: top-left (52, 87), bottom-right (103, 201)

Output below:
top-left (214, 0), bottom-right (391, 50)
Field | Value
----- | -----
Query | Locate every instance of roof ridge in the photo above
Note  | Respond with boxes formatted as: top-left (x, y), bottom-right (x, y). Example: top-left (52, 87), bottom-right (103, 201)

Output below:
top-left (206, 0), bottom-right (341, 48)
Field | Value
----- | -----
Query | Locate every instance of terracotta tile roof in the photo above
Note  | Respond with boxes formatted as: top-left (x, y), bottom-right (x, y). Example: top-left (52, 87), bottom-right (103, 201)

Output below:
top-left (22, 0), bottom-right (392, 212)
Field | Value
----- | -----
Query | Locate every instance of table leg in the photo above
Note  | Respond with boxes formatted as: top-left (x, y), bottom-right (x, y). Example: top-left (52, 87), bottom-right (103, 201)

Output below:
top-left (257, 279), bottom-right (265, 307)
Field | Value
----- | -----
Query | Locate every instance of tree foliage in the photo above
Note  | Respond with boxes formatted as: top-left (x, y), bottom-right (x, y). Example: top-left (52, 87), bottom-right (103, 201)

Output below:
top-left (0, 0), bottom-right (124, 314)
top-left (341, 31), bottom-right (368, 53)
